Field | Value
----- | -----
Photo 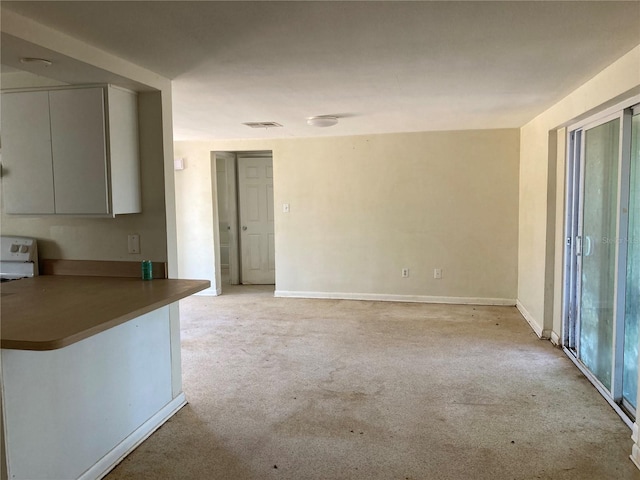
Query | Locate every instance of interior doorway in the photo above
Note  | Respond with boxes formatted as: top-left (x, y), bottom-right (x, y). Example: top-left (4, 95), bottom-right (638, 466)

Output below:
top-left (214, 151), bottom-right (275, 292)
top-left (563, 99), bottom-right (639, 424)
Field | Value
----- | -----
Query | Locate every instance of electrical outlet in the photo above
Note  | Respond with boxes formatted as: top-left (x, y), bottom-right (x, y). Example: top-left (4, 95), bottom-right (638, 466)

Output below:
top-left (402, 268), bottom-right (409, 278)
top-left (128, 234), bottom-right (140, 254)
top-left (434, 268), bottom-right (442, 279)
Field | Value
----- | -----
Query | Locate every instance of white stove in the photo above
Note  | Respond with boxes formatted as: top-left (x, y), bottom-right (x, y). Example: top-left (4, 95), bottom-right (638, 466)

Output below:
top-left (0, 236), bottom-right (39, 281)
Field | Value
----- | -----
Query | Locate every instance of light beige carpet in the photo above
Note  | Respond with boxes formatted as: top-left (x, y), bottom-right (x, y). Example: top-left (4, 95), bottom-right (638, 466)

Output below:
top-left (106, 286), bottom-right (640, 479)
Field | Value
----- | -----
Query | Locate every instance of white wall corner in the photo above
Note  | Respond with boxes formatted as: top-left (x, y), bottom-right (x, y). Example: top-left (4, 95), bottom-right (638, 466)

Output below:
top-left (516, 300), bottom-right (547, 338)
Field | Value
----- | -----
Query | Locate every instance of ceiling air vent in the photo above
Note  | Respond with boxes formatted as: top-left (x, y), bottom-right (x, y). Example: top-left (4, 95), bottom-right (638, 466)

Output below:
top-left (243, 121), bottom-right (283, 129)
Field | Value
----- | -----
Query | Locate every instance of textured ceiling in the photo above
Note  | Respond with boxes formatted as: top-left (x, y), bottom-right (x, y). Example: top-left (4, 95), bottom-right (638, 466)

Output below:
top-left (2, 1), bottom-right (639, 140)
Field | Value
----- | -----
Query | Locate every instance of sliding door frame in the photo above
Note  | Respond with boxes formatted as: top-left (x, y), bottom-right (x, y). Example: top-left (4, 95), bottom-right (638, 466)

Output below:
top-left (562, 95), bottom-right (640, 424)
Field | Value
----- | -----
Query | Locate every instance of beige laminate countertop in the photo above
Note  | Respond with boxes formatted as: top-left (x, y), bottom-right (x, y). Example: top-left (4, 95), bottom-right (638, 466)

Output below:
top-left (0, 275), bottom-right (210, 351)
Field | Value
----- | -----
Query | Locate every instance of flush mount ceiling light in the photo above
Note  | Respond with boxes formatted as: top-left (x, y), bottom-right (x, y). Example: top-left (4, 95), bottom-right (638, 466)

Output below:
top-left (20, 57), bottom-right (53, 67)
top-left (307, 116), bottom-right (338, 128)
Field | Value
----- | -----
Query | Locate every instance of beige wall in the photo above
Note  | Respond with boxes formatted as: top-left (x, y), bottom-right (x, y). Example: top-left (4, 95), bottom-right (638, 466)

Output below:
top-left (517, 45), bottom-right (640, 336)
top-left (173, 146), bottom-right (217, 294)
top-left (175, 128), bottom-right (520, 302)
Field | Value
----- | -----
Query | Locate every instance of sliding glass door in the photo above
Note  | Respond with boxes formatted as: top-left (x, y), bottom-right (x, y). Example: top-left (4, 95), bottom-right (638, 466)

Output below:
top-left (622, 112), bottom-right (640, 411)
top-left (566, 104), bottom-right (639, 420)
top-left (578, 118), bottom-right (620, 391)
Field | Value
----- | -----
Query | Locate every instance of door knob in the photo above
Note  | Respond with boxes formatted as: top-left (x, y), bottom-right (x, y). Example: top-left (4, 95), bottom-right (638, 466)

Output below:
top-left (242, 226), bottom-right (248, 231)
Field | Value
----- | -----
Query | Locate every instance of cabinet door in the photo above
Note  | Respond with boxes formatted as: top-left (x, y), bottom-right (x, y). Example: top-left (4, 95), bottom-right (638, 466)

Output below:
top-left (1, 91), bottom-right (55, 214)
top-left (107, 87), bottom-right (141, 214)
top-left (49, 88), bottom-right (109, 215)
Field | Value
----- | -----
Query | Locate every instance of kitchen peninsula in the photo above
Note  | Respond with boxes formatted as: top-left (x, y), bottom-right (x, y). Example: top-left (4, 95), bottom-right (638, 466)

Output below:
top-left (1, 275), bottom-right (209, 480)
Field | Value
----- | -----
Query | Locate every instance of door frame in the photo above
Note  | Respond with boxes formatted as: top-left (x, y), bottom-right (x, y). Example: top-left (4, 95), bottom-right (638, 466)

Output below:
top-left (213, 150), bottom-right (273, 290)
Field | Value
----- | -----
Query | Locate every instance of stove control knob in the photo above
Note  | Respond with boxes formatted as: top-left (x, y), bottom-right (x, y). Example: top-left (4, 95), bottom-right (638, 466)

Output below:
top-left (19, 245), bottom-right (29, 254)
top-left (10, 244), bottom-right (18, 253)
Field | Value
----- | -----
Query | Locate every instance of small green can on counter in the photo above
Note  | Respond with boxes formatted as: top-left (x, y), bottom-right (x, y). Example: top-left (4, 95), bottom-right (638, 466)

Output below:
top-left (141, 260), bottom-right (153, 280)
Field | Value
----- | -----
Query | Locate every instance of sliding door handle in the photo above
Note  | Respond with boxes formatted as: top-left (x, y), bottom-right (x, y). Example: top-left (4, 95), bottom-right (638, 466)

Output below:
top-left (584, 236), bottom-right (592, 256)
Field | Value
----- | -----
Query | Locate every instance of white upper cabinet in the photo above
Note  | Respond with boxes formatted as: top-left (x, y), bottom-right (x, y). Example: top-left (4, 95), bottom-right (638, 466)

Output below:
top-left (1, 85), bottom-right (141, 216)
top-left (1, 91), bottom-right (56, 214)
top-left (49, 88), bottom-right (109, 215)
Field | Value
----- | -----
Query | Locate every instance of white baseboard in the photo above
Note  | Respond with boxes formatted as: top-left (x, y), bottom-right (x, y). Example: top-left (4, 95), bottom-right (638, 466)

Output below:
top-left (631, 446), bottom-right (640, 471)
top-left (550, 330), bottom-right (561, 346)
top-left (632, 425), bottom-right (640, 471)
top-left (515, 300), bottom-right (549, 339)
top-left (274, 290), bottom-right (516, 306)
top-left (85, 393), bottom-right (187, 480)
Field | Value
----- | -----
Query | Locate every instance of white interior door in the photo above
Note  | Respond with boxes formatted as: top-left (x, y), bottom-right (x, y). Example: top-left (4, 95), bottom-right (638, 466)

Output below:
top-left (238, 155), bottom-right (275, 284)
